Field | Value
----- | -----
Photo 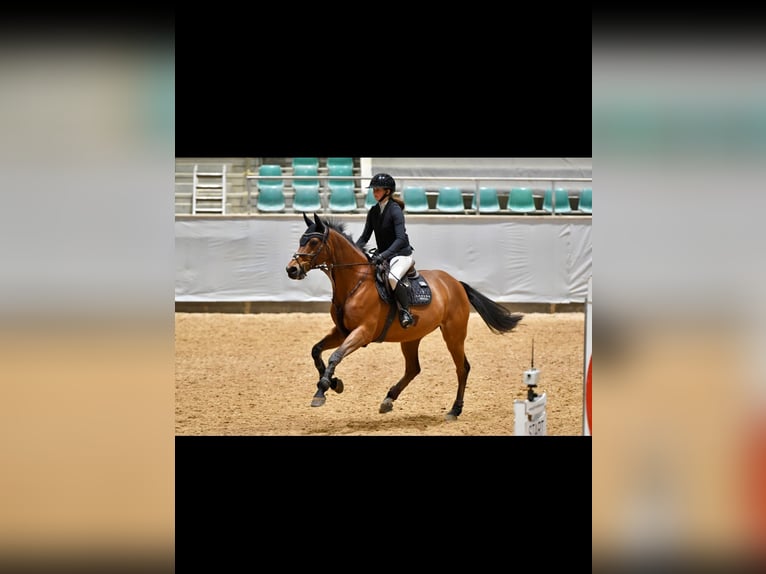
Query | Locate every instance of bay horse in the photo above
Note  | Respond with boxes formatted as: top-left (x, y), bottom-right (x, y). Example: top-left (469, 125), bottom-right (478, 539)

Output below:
top-left (285, 213), bottom-right (522, 420)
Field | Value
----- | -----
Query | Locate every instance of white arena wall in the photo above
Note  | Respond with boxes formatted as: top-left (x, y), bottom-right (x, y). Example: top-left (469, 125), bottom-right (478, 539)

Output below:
top-left (175, 214), bottom-right (591, 306)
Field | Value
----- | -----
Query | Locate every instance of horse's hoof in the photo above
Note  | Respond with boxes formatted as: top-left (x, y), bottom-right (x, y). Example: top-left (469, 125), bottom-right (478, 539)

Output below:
top-left (379, 397), bottom-right (394, 414)
top-left (311, 396), bottom-right (326, 407)
top-left (330, 378), bottom-right (344, 394)
top-left (445, 412), bottom-right (459, 421)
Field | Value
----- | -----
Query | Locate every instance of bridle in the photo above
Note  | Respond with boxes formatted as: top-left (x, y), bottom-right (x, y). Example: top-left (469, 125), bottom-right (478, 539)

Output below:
top-left (291, 227), bottom-right (330, 271)
top-left (292, 226), bottom-right (374, 273)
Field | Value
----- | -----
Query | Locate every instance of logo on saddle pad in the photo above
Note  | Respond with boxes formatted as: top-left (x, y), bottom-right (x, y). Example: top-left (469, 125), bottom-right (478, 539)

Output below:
top-left (375, 266), bottom-right (432, 306)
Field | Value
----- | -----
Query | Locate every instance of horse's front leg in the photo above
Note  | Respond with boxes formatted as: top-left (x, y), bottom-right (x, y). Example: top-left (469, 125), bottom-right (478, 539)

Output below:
top-left (310, 327), bottom-right (346, 407)
top-left (311, 327), bottom-right (345, 380)
top-left (311, 326), bottom-right (374, 407)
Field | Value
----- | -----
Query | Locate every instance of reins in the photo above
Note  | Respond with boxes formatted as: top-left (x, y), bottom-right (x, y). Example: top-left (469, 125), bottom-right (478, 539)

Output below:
top-left (316, 261), bottom-right (373, 271)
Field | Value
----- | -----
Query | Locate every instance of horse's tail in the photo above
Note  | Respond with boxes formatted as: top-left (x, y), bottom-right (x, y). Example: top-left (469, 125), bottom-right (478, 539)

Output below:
top-left (460, 281), bottom-right (523, 334)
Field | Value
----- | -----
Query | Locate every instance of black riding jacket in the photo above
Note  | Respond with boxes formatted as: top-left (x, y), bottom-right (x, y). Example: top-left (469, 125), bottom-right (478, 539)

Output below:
top-left (355, 200), bottom-right (413, 259)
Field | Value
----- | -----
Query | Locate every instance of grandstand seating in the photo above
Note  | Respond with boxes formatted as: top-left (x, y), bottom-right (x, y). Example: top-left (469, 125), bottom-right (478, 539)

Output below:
top-left (175, 157), bottom-right (592, 217)
top-left (258, 164), bottom-right (283, 187)
top-left (402, 186), bottom-right (430, 213)
top-left (326, 157), bottom-right (354, 172)
top-left (292, 158), bottom-right (319, 170)
top-left (543, 188), bottom-right (573, 214)
top-left (327, 164), bottom-right (357, 212)
top-left (436, 187), bottom-right (465, 213)
top-left (507, 187), bottom-right (537, 214)
top-left (292, 165), bottom-right (322, 213)
top-left (472, 187), bottom-right (501, 213)
top-left (255, 187), bottom-right (286, 212)
top-left (255, 164), bottom-right (285, 212)
top-left (328, 186), bottom-right (358, 212)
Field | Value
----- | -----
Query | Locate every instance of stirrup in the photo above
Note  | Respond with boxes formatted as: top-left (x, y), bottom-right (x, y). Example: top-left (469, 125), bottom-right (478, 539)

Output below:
top-left (399, 310), bottom-right (414, 328)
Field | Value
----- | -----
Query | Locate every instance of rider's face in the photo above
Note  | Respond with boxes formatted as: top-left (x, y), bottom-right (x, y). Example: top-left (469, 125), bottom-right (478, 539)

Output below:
top-left (372, 187), bottom-right (388, 202)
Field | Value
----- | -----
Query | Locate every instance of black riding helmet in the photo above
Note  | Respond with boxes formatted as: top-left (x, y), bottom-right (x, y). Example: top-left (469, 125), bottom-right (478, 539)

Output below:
top-left (368, 173), bottom-right (396, 191)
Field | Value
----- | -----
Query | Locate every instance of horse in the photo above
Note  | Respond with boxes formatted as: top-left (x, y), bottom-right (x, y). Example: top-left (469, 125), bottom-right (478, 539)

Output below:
top-left (285, 212), bottom-right (522, 420)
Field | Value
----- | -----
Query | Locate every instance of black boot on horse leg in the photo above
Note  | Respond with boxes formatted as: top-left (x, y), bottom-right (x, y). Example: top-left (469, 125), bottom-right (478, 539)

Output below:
top-left (394, 280), bottom-right (414, 328)
top-left (310, 336), bottom-right (344, 407)
top-left (311, 350), bottom-right (345, 407)
top-left (311, 375), bottom-right (345, 407)
top-left (312, 377), bottom-right (330, 407)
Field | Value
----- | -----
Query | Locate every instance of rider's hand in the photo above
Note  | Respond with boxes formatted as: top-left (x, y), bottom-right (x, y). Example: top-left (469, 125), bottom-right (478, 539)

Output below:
top-left (371, 253), bottom-right (385, 265)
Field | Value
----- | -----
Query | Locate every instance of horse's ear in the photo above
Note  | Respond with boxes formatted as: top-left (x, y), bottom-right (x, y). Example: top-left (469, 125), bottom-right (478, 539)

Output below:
top-left (303, 212), bottom-right (312, 227)
top-left (313, 213), bottom-right (324, 232)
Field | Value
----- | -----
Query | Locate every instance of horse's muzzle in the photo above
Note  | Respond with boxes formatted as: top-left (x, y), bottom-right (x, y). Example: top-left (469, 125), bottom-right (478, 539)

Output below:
top-left (286, 263), bottom-right (306, 280)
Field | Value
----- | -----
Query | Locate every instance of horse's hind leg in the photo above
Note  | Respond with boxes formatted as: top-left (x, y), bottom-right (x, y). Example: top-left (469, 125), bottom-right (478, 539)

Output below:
top-left (441, 322), bottom-right (471, 421)
top-left (445, 355), bottom-right (470, 420)
top-left (380, 339), bottom-right (422, 414)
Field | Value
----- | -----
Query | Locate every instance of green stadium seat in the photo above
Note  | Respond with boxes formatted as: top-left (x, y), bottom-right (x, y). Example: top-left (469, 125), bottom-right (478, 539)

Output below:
top-left (292, 157), bottom-right (319, 170)
top-left (328, 164), bottom-right (357, 212)
top-left (256, 164), bottom-right (285, 212)
top-left (256, 187), bottom-right (286, 212)
top-left (436, 186), bottom-right (465, 213)
top-left (402, 186), bottom-right (430, 213)
top-left (543, 188), bottom-right (573, 214)
top-left (472, 186), bottom-right (501, 213)
top-left (326, 157), bottom-right (354, 172)
top-left (328, 164), bottom-right (353, 178)
top-left (328, 186), bottom-right (358, 212)
top-left (507, 187), bottom-right (536, 214)
top-left (258, 164), bottom-right (283, 189)
top-left (578, 188), bottom-right (592, 214)
top-left (292, 165), bottom-right (322, 212)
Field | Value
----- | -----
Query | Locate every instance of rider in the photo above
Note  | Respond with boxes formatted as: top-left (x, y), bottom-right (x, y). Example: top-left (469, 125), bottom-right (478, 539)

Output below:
top-left (355, 173), bottom-right (415, 328)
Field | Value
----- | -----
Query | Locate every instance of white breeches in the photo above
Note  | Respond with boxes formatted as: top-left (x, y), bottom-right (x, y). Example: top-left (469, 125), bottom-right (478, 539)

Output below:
top-left (388, 254), bottom-right (415, 290)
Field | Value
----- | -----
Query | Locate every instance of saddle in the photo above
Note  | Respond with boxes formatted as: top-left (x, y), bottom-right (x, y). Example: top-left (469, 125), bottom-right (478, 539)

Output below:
top-left (362, 260), bottom-right (432, 343)
top-left (374, 263), bottom-right (432, 307)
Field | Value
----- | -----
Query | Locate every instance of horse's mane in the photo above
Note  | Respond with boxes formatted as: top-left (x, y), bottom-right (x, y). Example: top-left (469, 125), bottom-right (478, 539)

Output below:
top-left (322, 217), bottom-right (365, 254)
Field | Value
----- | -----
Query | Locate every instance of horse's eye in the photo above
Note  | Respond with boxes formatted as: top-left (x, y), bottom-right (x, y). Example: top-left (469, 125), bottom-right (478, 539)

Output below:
top-left (308, 238), bottom-right (319, 248)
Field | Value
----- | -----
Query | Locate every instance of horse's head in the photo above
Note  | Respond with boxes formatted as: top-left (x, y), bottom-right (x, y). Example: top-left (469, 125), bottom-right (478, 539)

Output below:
top-left (286, 212), bottom-right (330, 280)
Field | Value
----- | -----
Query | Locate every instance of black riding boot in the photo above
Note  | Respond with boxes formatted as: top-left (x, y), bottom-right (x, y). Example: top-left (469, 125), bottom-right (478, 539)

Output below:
top-left (394, 281), bottom-right (414, 328)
